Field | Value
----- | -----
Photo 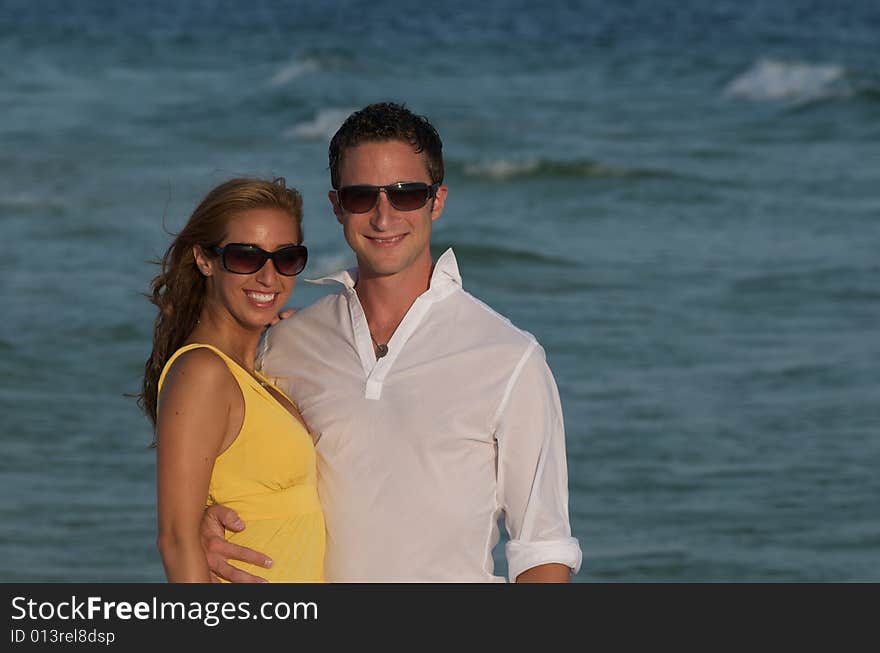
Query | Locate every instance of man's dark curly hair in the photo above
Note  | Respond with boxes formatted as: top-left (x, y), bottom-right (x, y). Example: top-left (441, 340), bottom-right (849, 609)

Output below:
top-left (329, 102), bottom-right (444, 189)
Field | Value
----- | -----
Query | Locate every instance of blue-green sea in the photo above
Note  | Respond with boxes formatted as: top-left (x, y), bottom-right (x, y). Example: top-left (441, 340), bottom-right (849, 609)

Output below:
top-left (1, 0), bottom-right (878, 581)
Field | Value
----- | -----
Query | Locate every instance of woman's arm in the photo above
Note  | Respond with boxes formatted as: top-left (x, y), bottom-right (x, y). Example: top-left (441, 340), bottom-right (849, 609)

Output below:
top-left (155, 348), bottom-right (240, 582)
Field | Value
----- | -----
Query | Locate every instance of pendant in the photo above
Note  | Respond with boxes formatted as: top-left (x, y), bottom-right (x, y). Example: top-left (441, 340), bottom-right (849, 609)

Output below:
top-left (376, 344), bottom-right (389, 358)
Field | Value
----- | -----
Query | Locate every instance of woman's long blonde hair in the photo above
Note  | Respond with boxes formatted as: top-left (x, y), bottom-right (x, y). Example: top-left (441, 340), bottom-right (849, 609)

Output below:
top-left (139, 177), bottom-right (303, 427)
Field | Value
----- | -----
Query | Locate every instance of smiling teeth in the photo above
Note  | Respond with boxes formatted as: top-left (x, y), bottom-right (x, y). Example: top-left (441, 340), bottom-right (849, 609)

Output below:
top-left (246, 291), bottom-right (276, 303)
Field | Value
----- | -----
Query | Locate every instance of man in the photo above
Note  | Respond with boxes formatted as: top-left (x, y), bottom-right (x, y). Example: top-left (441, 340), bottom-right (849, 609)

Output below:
top-left (202, 102), bottom-right (581, 582)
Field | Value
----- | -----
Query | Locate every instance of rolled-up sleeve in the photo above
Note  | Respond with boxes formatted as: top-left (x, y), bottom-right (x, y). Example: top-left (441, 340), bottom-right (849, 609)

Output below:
top-left (495, 342), bottom-right (582, 582)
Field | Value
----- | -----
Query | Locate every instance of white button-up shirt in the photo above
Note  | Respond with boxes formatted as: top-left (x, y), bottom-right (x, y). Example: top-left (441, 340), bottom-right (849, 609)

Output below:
top-left (258, 248), bottom-right (582, 582)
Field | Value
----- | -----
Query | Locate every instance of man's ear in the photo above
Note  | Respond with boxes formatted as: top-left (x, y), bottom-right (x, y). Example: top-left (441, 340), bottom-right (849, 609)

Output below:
top-left (329, 191), bottom-right (344, 225)
top-left (193, 245), bottom-right (214, 277)
top-left (430, 185), bottom-right (448, 223)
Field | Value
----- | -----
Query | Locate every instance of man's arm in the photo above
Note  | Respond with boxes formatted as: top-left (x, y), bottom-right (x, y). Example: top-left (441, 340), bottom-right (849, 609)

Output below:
top-left (516, 563), bottom-right (571, 583)
top-left (199, 505), bottom-right (274, 583)
top-left (496, 343), bottom-right (582, 583)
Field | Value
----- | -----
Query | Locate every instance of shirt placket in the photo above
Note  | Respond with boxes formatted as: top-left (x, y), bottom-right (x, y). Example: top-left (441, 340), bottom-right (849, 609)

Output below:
top-left (346, 288), bottom-right (433, 400)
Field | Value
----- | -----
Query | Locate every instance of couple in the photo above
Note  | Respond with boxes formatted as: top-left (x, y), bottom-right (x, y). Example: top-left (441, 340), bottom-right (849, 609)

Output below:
top-left (141, 102), bottom-right (582, 583)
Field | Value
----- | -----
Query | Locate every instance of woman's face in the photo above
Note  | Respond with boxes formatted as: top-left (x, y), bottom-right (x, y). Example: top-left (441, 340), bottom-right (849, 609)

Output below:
top-left (197, 208), bottom-right (301, 332)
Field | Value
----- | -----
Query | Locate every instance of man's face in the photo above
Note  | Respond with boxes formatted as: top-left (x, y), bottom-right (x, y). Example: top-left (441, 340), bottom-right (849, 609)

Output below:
top-left (329, 139), bottom-right (447, 281)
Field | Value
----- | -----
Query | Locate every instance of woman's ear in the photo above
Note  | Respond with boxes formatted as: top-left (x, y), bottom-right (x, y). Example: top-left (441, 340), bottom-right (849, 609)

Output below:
top-left (193, 245), bottom-right (214, 277)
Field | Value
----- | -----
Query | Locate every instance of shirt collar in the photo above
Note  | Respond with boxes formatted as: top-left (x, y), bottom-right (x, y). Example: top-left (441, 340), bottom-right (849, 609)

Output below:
top-left (306, 247), bottom-right (462, 300)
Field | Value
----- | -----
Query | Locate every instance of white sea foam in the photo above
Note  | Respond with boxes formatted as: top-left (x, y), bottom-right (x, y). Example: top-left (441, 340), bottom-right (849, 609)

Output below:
top-left (284, 107), bottom-right (355, 140)
top-left (723, 58), bottom-right (848, 102)
top-left (463, 158), bottom-right (543, 180)
top-left (1, 193), bottom-right (65, 211)
top-left (268, 58), bottom-right (320, 87)
top-left (462, 157), bottom-right (643, 180)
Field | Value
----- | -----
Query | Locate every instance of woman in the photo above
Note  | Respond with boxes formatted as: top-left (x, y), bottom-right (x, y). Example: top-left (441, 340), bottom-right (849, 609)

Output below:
top-left (140, 177), bottom-right (324, 582)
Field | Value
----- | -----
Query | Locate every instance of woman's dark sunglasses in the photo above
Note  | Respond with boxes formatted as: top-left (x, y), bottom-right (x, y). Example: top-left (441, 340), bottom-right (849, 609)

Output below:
top-left (208, 243), bottom-right (308, 276)
top-left (333, 182), bottom-right (439, 214)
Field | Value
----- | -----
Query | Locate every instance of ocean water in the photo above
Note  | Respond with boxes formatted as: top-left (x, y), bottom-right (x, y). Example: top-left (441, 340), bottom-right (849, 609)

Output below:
top-left (1, 0), bottom-right (878, 582)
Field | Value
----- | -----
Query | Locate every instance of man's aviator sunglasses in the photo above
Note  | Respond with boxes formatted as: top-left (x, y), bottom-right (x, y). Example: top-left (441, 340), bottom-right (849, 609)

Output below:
top-left (208, 243), bottom-right (308, 276)
top-left (333, 182), bottom-right (439, 214)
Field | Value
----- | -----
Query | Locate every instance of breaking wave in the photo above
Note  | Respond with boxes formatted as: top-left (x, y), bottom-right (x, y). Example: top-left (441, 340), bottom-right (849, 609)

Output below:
top-left (723, 58), bottom-right (852, 103)
top-left (284, 107), bottom-right (356, 140)
top-left (454, 157), bottom-right (671, 181)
